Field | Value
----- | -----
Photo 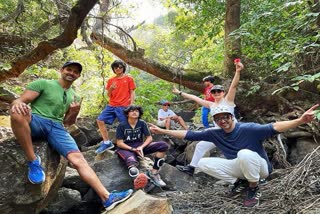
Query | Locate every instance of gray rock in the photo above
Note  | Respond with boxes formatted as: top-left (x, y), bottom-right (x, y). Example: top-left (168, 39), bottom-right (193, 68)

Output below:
top-left (0, 139), bottom-right (67, 214)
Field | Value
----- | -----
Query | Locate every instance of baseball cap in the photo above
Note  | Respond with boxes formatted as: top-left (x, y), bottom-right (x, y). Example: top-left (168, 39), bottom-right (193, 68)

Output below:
top-left (211, 106), bottom-right (232, 116)
top-left (160, 100), bottom-right (171, 106)
top-left (62, 61), bottom-right (82, 72)
top-left (211, 85), bottom-right (224, 92)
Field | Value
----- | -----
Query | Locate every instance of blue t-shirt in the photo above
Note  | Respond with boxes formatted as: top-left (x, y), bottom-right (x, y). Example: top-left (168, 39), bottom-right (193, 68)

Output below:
top-left (116, 119), bottom-right (151, 146)
top-left (185, 122), bottom-right (278, 173)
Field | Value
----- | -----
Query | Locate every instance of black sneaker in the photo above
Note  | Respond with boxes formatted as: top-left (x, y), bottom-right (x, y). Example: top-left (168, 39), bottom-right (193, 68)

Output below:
top-left (176, 164), bottom-right (194, 176)
top-left (243, 186), bottom-right (261, 207)
top-left (227, 179), bottom-right (249, 197)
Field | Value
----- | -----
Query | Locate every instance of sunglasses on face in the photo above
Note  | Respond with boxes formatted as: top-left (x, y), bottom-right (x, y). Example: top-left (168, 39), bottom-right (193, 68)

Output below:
top-left (211, 89), bottom-right (223, 94)
top-left (114, 66), bottom-right (124, 70)
top-left (214, 114), bottom-right (231, 123)
top-left (163, 104), bottom-right (170, 106)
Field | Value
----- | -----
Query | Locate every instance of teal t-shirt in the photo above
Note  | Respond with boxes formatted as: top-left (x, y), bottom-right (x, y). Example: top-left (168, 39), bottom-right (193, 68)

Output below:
top-left (27, 79), bottom-right (78, 122)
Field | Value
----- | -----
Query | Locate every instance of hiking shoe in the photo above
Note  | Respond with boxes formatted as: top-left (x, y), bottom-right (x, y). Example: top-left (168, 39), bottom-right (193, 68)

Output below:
top-left (243, 186), bottom-right (261, 207)
top-left (103, 189), bottom-right (133, 211)
top-left (27, 155), bottom-right (45, 184)
top-left (134, 173), bottom-right (149, 190)
top-left (147, 170), bottom-right (166, 187)
top-left (259, 179), bottom-right (268, 186)
top-left (227, 179), bottom-right (248, 197)
top-left (128, 166), bottom-right (139, 178)
top-left (95, 140), bottom-right (114, 154)
top-left (176, 164), bottom-right (195, 176)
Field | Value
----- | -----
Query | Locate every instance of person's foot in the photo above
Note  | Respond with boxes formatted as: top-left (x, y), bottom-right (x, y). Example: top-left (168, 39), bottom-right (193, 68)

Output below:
top-left (227, 179), bottom-right (248, 197)
top-left (128, 166), bottom-right (139, 178)
top-left (103, 189), bottom-right (133, 211)
top-left (259, 178), bottom-right (268, 186)
top-left (176, 164), bottom-right (195, 176)
top-left (95, 140), bottom-right (114, 154)
top-left (133, 173), bottom-right (149, 190)
top-left (27, 155), bottom-right (45, 184)
top-left (243, 186), bottom-right (261, 207)
top-left (147, 170), bottom-right (166, 187)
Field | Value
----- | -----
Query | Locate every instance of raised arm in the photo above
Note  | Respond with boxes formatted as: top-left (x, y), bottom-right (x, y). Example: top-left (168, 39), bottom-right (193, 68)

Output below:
top-left (273, 104), bottom-right (319, 133)
top-left (225, 62), bottom-right (244, 104)
top-left (172, 85), bottom-right (212, 108)
top-left (63, 97), bottom-right (83, 127)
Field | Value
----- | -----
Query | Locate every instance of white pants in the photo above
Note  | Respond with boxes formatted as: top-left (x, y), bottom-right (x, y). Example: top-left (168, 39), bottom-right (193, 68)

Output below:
top-left (198, 149), bottom-right (269, 184)
top-left (190, 141), bottom-right (216, 167)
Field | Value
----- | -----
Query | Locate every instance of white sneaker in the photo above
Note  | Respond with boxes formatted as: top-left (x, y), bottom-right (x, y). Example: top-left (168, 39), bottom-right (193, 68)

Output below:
top-left (147, 170), bottom-right (166, 187)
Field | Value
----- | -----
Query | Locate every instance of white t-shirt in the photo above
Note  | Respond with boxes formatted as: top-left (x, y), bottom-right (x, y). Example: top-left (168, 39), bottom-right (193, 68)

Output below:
top-left (157, 109), bottom-right (176, 123)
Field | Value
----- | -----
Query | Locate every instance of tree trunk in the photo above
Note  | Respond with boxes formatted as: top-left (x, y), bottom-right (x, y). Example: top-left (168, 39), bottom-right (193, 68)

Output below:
top-left (224, 0), bottom-right (241, 77)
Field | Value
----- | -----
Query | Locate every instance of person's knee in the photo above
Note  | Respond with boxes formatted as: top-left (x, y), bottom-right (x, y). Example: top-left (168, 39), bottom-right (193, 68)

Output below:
top-left (10, 111), bottom-right (29, 124)
top-left (158, 141), bottom-right (169, 152)
top-left (68, 152), bottom-right (88, 169)
top-left (237, 149), bottom-right (255, 160)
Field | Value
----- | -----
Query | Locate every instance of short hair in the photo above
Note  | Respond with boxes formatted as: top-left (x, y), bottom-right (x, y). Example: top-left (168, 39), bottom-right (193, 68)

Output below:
top-left (123, 105), bottom-right (143, 119)
top-left (202, 76), bottom-right (215, 83)
top-left (111, 60), bottom-right (127, 73)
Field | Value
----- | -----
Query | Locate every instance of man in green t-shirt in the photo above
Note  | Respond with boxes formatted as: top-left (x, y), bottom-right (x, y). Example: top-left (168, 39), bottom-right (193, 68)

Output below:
top-left (10, 61), bottom-right (132, 211)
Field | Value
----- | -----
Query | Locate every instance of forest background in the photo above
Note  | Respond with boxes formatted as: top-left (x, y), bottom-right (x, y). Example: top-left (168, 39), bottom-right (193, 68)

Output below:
top-left (0, 0), bottom-right (320, 122)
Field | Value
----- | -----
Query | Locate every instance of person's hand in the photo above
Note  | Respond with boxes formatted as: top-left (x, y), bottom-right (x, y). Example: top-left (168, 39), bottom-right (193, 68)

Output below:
top-left (10, 101), bottom-right (31, 115)
top-left (148, 123), bottom-right (163, 134)
top-left (172, 85), bottom-right (180, 95)
top-left (299, 104), bottom-right (319, 124)
top-left (235, 62), bottom-right (244, 73)
top-left (68, 97), bottom-right (83, 114)
top-left (135, 146), bottom-right (144, 157)
top-left (110, 82), bottom-right (117, 90)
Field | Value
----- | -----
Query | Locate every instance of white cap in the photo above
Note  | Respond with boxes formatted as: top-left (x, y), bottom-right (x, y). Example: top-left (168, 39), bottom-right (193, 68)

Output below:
top-left (211, 105), bottom-right (232, 116)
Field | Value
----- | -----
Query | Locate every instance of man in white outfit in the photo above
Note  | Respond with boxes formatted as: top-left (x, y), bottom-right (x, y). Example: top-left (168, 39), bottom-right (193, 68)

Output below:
top-left (149, 104), bottom-right (318, 207)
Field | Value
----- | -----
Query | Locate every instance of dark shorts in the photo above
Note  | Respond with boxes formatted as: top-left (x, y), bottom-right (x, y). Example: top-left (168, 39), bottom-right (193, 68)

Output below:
top-left (29, 114), bottom-right (79, 158)
top-left (97, 105), bottom-right (127, 125)
top-left (116, 141), bottom-right (169, 167)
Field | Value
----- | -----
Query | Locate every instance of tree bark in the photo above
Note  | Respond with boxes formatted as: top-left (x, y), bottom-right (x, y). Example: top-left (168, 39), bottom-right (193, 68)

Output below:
top-left (0, 0), bottom-right (98, 82)
top-left (91, 32), bottom-right (205, 92)
top-left (224, 0), bottom-right (241, 76)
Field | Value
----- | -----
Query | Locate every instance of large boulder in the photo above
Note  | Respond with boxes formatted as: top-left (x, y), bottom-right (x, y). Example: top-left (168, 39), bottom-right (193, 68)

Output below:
top-left (106, 190), bottom-right (173, 214)
top-left (0, 139), bottom-right (67, 214)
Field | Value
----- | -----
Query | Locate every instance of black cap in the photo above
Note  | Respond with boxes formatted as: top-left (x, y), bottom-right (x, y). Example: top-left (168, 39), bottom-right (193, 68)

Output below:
top-left (211, 85), bottom-right (224, 91)
top-left (62, 61), bottom-right (82, 72)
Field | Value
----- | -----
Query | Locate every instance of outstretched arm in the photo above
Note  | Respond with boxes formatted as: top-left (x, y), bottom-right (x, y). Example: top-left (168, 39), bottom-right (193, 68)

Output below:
top-left (149, 123), bottom-right (188, 139)
top-left (225, 62), bottom-right (244, 104)
top-left (273, 104), bottom-right (319, 133)
top-left (172, 85), bottom-right (212, 108)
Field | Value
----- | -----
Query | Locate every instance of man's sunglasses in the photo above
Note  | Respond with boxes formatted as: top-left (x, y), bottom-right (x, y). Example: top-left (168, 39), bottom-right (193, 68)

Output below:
top-left (63, 91), bottom-right (67, 104)
top-left (214, 114), bottom-right (231, 123)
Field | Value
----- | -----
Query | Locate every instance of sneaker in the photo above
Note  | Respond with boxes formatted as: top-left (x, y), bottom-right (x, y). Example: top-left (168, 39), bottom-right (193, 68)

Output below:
top-left (27, 155), bottom-right (45, 184)
top-left (259, 178), bottom-right (268, 186)
top-left (103, 189), bottom-right (133, 211)
top-left (147, 170), bottom-right (166, 187)
top-left (133, 173), bottom-right (149, 190)
top-left (176, 164), bottom-right (195, 176)
top-left (243, 186), bottom-right (261, 207)
top-left (227, 179), bottom-right (249, 197)
top-left (95, 140), bottom-right (114, 154)
top-left (128, 166), bottom-right (139, 178)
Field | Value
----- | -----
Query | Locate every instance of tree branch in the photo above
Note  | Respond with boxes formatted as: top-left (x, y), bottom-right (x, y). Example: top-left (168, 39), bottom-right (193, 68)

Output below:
top-left (0, 0), bottom-right (99, 82)
top-left (90, 31), bottom-right (205, 92)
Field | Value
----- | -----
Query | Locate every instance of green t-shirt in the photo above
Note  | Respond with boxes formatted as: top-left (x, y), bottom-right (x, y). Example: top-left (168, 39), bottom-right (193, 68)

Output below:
top-left (27, 79), bottom-right (78, 122)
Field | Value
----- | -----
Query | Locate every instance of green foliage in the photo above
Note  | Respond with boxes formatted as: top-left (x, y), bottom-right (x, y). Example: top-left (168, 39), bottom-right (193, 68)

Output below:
top-left (130, 70), bottom-right (175, 122)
